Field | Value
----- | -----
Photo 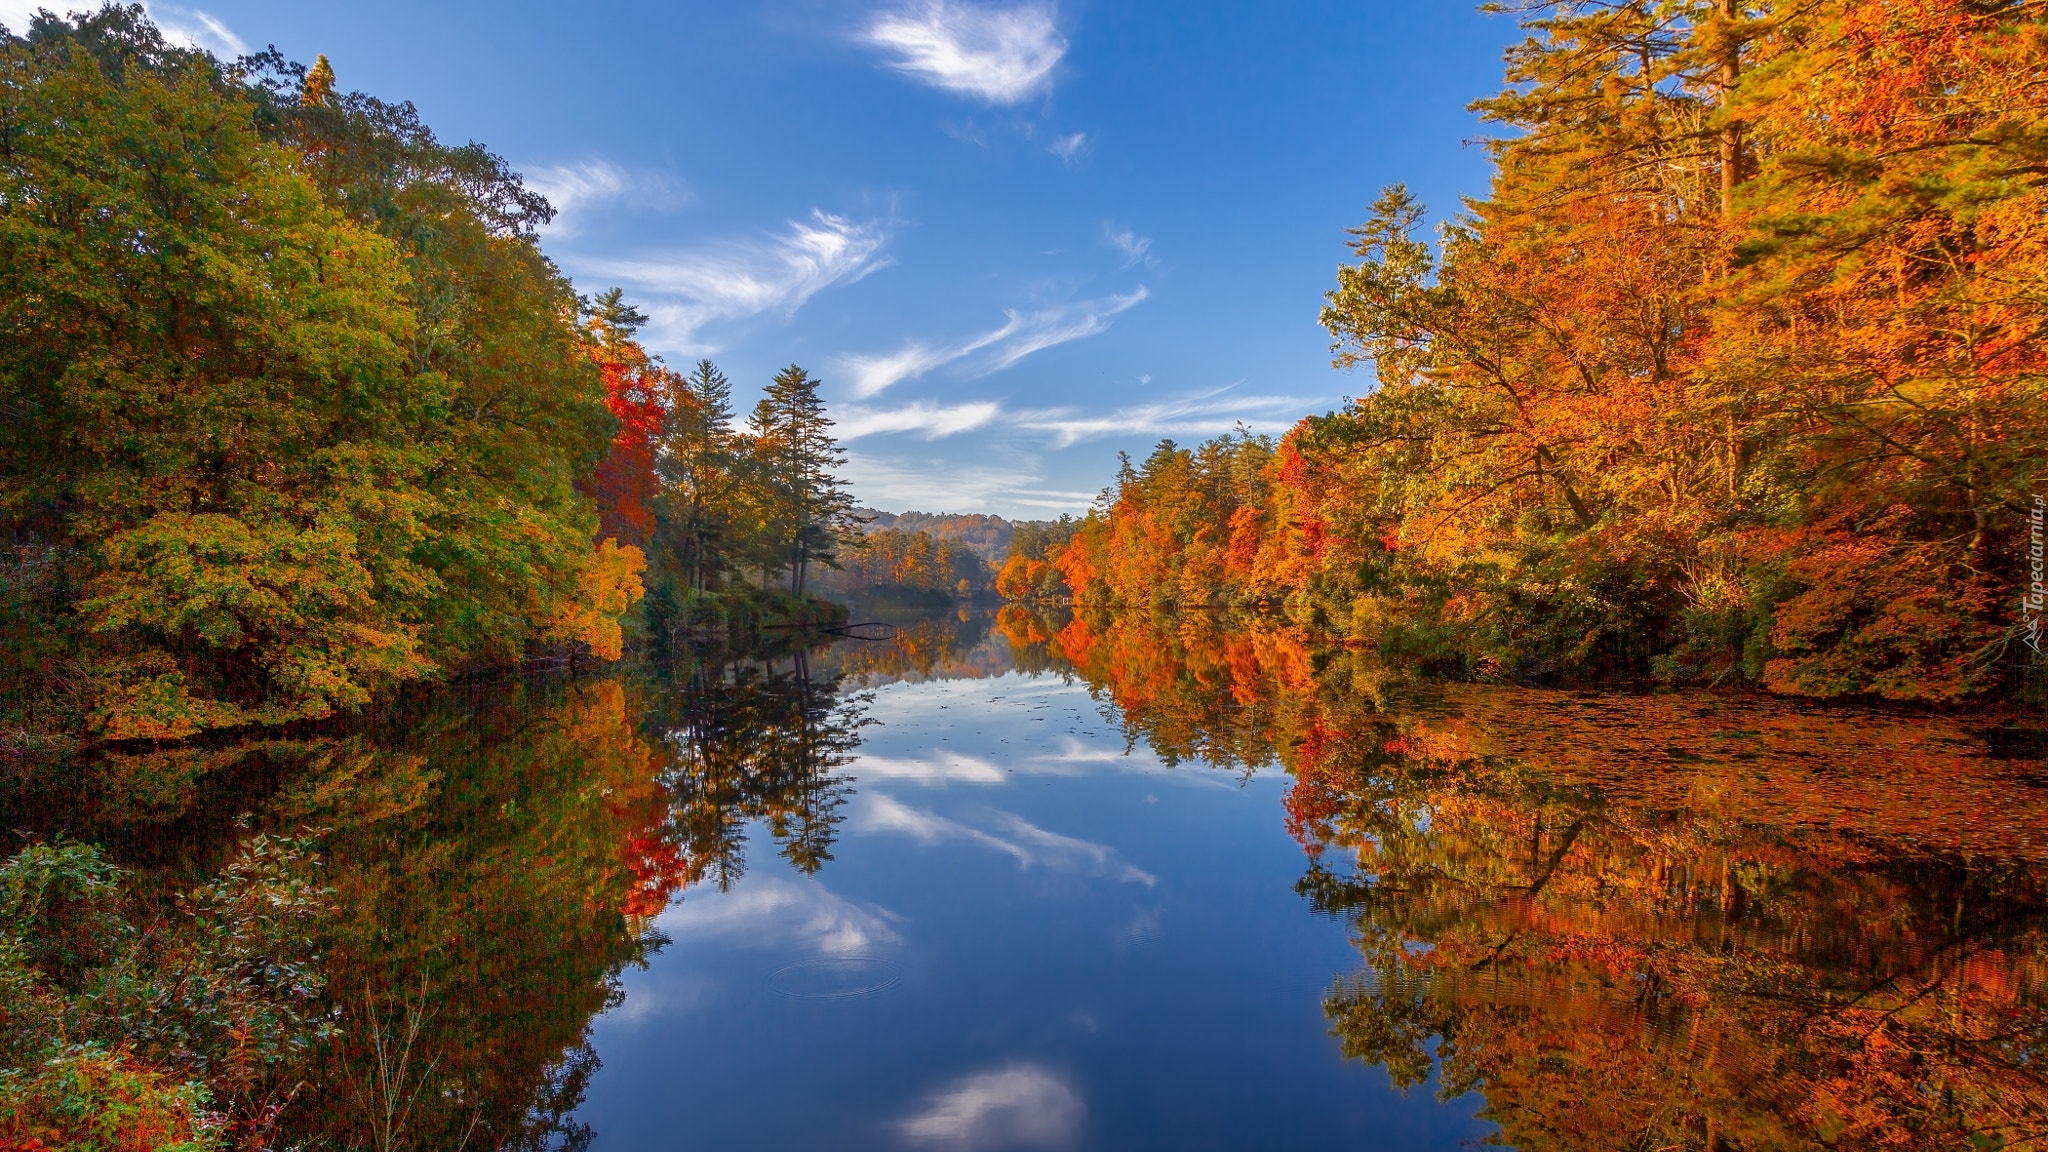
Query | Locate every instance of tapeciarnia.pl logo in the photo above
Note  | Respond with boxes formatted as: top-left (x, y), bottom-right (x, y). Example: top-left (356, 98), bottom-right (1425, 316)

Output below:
top-left (2027, 493), bottom-right (2044, 654)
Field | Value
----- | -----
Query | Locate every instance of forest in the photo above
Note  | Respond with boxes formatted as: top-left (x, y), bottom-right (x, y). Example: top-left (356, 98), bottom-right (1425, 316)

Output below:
top-left (0, 8), bottom-right (874, 749)
top-left (3, 0), bottom-right (2044, 1145)
top-left (1001, 0), bottom-right (2045, 704)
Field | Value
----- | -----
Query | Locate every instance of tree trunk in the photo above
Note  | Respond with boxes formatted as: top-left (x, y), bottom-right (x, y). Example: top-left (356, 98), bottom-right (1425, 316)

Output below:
top-left (1719, 0), bottom-right (1742, 218)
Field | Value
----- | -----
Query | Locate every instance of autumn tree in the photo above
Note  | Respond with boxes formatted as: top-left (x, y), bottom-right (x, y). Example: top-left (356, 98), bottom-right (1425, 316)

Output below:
top-left (583, 288), bottom-right (672, 551)
top-left (0, 13), bottom-right (639, 739)
top-left (1058, 0), bottom-right (2045, 703)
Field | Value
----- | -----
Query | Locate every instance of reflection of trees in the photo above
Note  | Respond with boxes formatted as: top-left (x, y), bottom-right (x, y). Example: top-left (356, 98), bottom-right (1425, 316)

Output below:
top-left (1298, 739), bottom-right (2048, 1150)
top-left (994, 605), bottom-right (1073, 679)
top-left (1024, 609), bottom-right (2048, 1149)
top-left (819, 607), bottom-right (1000, 685)
top-left (272, 679), bottom-right (669, 1151)
top-left (999, 607), bottom-right (1307, 770)
top-left (645, 648), bottom-right (868, 890)
top-left (6, 650), bottom-right (873, 1149)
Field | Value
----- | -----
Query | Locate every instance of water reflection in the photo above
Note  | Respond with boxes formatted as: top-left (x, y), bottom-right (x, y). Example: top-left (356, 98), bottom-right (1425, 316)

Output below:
top-left (818, 603), bottom-right (1012, 685)
top-left (1292, 699), bottom-right (2048, 1149)
top-left (257, 680), bottom-right (667, 1150)
top-left (1, 635), bottom-right (884, 1150)
top-left (646, 648), bottom-right (869, 889)
top-left (11, 606), bottom-right (2044, 1148)
top-left (1009, 608), bottom-right (2048, 1149)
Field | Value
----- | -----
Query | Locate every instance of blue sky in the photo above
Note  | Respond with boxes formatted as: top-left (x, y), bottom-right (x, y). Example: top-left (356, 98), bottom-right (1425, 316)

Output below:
top-left (8, 0), bottom-right (1521, 517)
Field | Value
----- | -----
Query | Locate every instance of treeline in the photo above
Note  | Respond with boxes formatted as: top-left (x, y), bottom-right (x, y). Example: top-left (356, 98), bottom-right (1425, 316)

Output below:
top-left (1023, 1), bottom-right (2045, 703)
top-left (813, 528), bottom-right (992, 601)
top-left (0, 8), bottom-right (862, 743)
top-left (858, 510), bottom-right (1013, 561)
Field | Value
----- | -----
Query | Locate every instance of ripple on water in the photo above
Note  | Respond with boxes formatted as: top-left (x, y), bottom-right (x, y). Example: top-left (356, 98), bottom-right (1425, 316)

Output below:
top-left (767, 956), bottom-right (904, 1001)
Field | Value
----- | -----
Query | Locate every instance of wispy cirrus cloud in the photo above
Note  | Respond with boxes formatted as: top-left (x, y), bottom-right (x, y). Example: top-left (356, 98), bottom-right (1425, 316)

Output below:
top-left (898, 1063), bottom-right (1083, 1150)
top-left (860, 795), bottom-right (1156, 885)
top-left (1017, 386), bottom-right (1316, 449)
top-left (1003, 489), bottom-right (1104, 509)
top-left (982, 288), bottom-right (1147, 372)
top-left (863, 1), bottom-right (1066, 104)
top-left (1047, 130), bottom-right (1087, 161)
top-left (1101, 222), bottom-right (1155, 269)
top-left (2, 1), bottom-right (243, 53)
top-left (836, 400), bottom-right (1003, 441)
top-left (521, 160), bottom-right (691, 229)
top-left (150, 3), bottom-right (242, 54)
top-left (841, 287), bottom-right (1148, 398)
top-left (842, 328), bottom-right (1014, 399)
top-left (579, 210), bottom-right (890, 352)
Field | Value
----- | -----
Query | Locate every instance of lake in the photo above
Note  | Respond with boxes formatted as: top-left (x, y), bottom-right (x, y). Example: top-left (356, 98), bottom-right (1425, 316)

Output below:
top-left (11, 605), bottom-right (2044, 1149)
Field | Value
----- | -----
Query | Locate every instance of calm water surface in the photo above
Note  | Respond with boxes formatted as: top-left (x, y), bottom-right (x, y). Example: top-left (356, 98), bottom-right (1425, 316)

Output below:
top-left (574, 653), bottom-right (1486, 1149)
top-left (564, 607), bottom-right (2048, 1150)
top-left (13, 606), bottom-right (2044, 1149)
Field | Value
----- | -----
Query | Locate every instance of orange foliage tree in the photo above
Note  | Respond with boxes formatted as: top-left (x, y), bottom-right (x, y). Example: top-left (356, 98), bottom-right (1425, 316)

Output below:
top-left (583, 289), bottom-right (674, 552)
top-left (1053, 0), bottom-right (2045, 703)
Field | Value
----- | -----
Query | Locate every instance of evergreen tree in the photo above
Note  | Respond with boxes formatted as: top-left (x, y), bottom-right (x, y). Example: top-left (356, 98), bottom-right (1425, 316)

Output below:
top-left (655, 359), bottom-right (741, 594)
top-left (746, 365), bottom-right (855, 597)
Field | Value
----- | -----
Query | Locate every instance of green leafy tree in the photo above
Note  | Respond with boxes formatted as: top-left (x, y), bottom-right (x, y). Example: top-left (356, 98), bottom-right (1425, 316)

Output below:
top-left (0, 13), bottom-right (632, 740)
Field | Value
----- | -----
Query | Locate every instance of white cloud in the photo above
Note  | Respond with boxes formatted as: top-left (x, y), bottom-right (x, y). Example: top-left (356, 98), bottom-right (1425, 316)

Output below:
top-left (853, 751), bottom-right (1008, 785)
top-left (842, 322), bottom-right (1016, 398)
top-left (1101, 222), bottom-right (1155, 269)
top-left (859, 795), bottom-right (1155, 886)
top-left (1, 1), bottom-right (243, 54)
top-left (149, 3), bottom-right (242, 55)
top-left (656, 874), bottom-right (902, 956)
top-left (521, 160), bottom-right (690, 230)
top-left (838, 400), bottom-right (1003, 441)
top-left (1001, 489), bottom-right (1101, 510)
top-left (841, 288), bottom-right (1147, 397)
top-left (864, 1), bottom-right (1066, 105)
top-left (941, 118), bottom-right (989, 147)
top-left (1048, 131), bottom-right (1087, 161)
top-left (580, 211), bottom-right (890, 353)
top-left (980, 288), bottom-right (1147, 373)
top-left (1016, 386), bottom-right (1316, 449)
top-left (898, 1064), bottom-right (1083, 1150)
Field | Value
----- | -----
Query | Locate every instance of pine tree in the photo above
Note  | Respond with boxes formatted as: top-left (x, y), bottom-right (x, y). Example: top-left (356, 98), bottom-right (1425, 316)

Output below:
top-left (656, 359), bottom-right (741, 593)
top-left (746, 365), bottom-right (855, 597)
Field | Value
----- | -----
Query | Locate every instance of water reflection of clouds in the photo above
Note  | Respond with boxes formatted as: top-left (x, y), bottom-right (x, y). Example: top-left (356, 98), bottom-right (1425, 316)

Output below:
top-left (657, 874), bottom-right (905, 957)
top-left (1113, 907), bottom-right (1164, 952)
top-left (855, 751), bottom-right (1009, 785)
top-left (860, 794), bottom-right (1157, 887)
top-left (897, 1063), bottom-right (1084, 1150)
top-left (1024, 737), bottom-right (1242, 790)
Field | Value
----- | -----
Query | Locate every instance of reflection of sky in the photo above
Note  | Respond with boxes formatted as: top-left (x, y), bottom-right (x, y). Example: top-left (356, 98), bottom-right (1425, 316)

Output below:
top-left (575, 670), bottom-right (1495, 1149)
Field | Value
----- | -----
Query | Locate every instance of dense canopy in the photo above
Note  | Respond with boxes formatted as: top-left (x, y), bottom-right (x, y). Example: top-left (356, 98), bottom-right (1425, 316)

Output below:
top-left (1012, 0), bottom-right (2046, 703)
